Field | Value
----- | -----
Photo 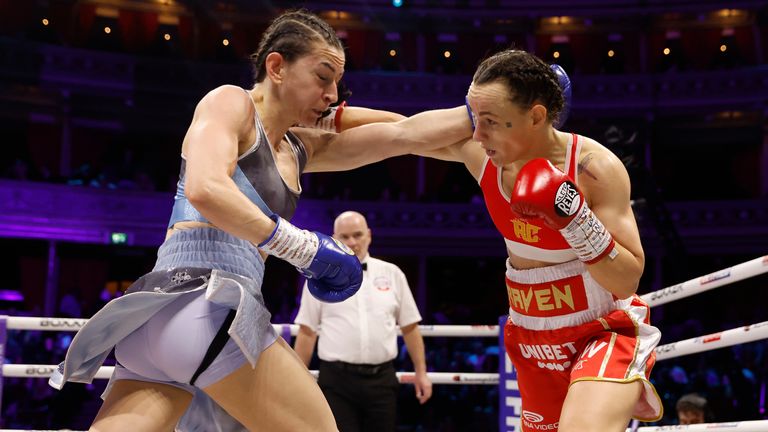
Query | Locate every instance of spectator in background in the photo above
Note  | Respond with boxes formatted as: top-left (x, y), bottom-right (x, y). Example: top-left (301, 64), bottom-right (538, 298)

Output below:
top-left (676, 393), bottom-right (708, 424)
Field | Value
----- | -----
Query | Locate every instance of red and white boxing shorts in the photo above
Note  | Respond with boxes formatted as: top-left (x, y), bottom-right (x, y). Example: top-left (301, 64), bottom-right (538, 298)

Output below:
top-left (504, 259), bottom-right (663, 430)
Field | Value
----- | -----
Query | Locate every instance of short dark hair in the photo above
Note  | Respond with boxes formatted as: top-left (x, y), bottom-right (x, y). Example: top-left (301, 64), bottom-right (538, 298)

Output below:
top-left (676, 393), bottom-right (707, 413)
top-left (472, 49), bottom-right (565, 125)
top-left (250, 9), bottom-right (343, 83)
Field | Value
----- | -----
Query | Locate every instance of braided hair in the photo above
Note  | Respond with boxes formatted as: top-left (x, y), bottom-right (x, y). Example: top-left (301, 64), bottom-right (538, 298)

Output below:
top-left (473, 50), bottom-right (565, 125)
top-left (250, 10), bottom-right (343, 83)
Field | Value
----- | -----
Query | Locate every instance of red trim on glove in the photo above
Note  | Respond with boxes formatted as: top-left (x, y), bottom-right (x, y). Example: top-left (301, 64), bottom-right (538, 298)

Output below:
top-left (334, 101), bottom-right (346, 133)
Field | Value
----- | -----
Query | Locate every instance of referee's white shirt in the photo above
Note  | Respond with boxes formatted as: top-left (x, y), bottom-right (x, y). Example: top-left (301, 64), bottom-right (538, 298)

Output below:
top-left (294, 255), bottom-right (422, 365)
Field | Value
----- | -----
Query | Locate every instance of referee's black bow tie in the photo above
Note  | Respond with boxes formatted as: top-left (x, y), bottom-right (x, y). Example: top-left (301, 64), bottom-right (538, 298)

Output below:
top-left (361, 263), bottom-right (367, 271)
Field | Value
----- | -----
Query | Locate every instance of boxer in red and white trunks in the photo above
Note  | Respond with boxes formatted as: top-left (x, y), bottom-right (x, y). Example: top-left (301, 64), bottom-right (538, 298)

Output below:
top-left (415, 49), bottom-right (663, 431)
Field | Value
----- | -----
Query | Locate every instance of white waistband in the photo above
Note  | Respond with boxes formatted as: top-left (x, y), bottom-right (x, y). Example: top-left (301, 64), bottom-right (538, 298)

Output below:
top-left (504, 259), bottom-right (620, 330)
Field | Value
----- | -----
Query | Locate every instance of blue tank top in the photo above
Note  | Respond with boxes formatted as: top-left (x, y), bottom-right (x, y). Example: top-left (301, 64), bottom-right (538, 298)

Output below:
top-left (168, 91), bottom-right (308, 227)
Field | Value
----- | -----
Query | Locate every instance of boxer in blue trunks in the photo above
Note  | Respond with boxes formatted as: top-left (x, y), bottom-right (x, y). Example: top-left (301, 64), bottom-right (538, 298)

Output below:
top-left (50, 9), bottom-right (473, 432)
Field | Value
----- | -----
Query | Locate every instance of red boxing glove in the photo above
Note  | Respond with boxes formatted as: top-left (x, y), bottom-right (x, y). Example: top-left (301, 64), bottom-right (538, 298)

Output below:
top-left (315, 101), bottom-right (346, 133)
top-left (510, 158), bottom-right (617, 264)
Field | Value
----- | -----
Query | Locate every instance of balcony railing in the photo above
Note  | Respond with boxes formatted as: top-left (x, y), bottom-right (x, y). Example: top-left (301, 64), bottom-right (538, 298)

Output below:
top-left (1, 180), bottom-right (766, 255)
top-left (2, 38), bottom-right (767, 118)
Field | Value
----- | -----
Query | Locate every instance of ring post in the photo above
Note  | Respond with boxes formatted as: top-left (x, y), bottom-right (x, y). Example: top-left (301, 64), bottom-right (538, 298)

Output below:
top-left (498, 315), bottom-right (521, 431)
top-left (281, 324), bottom-right (292, 344)
top-left (0, 315), bottom-right (7, 426)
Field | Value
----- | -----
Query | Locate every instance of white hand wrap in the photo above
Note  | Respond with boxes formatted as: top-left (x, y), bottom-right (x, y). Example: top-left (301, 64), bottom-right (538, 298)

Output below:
top-left (259, 217), bottom-right (318, 269)
top-left (559, 204), bottom-right (617, 264)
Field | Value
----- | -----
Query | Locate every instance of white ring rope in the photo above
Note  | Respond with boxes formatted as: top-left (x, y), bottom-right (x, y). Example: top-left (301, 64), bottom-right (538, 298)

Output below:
top-left (626, 420), bottom-right (768, 431)
top-left (6, 255), bottom-right (765, 334)
top-left (0, 364), bottom-right (497, 385)
top-left (640, 255), bottom-right (768, 308)
top-left (4, 317), bottom-right (88, 332)
top-left (8, 318), bottom-right (767, 383)
top-left (403, 324), bottom-right (498, 337)
top-left (2, 317), bottom-right (501, 337)
top-left (655, 321), bottom-right (768, 361)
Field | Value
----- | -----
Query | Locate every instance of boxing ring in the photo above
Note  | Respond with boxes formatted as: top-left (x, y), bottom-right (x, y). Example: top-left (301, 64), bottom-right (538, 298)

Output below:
top-left (1, 255), bottom-right (767, 431)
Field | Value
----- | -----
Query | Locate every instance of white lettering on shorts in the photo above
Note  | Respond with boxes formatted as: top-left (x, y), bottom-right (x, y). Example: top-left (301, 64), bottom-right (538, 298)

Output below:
top-left (522, 410), bottom-right (558, 430)
top-left (580, 340), bottom-right (608, 359)
top-left (518, 342), bottom-right (576, 371)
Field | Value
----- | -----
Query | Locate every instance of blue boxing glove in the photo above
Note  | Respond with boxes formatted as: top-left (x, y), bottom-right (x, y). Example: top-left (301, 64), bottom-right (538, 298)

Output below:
top-left (549, 63), bottom-right (572, 129)
top-left (302, 233), bottom-right (362, 302)
top-left (259, 215), bottom-right (362, 303)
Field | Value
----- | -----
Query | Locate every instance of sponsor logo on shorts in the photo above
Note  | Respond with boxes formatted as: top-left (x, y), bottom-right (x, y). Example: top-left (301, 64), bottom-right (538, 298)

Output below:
top-left (522, 410), bottom-right (544, 423)
top-left (535, 360), bottom-right (571, 371)
top-left (554, 181), bottom-right (580, 217)
top-left (518, 342), bottom-right (576, 371)
top-left (699, 269), bottom-right (731, 285)
top-left (521, 410), bottom-right (558, 430)
top-left (506, 275), bottom-right (588, 318)
top-left (571, 340), bottom-right (609, 370)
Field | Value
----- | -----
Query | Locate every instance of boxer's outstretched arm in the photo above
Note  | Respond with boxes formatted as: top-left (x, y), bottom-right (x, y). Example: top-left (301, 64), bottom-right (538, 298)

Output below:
top-left (340, 106), bottom-right (405, 131)
top-left (310, 104), bottom-right (405, 133)
top-left (298, 106), bottom-right (471, 173)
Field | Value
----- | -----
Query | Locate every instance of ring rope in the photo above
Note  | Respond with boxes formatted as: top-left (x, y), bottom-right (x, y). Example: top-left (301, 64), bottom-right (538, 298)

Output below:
top-left (640, 255), bottom-right (768, 308)
top-left (6, 318), bottom-right (767, 383)
top-left (5, 317), bottom-right (767, 364)
top-left (0, 364), bottom-right (497, 385)
top-left (2, 254), bottom-right (767, 431)
top-left (654, 320), bottom-right (768, 361)
top-left (626, 420), bottom-right (768, 431)
top-left (6, 256), bottom-right (765, 334)
top-left (2, 317), bottom-right (501, 337)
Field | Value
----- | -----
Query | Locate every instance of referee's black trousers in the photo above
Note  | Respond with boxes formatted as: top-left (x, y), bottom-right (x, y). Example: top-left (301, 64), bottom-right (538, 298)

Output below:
top-left (318, 360), bottom-right (399, 432)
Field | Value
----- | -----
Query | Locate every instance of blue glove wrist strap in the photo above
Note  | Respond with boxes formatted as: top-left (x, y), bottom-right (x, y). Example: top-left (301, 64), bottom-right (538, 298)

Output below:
top-left (464, 96), bottom-right (475, 131)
